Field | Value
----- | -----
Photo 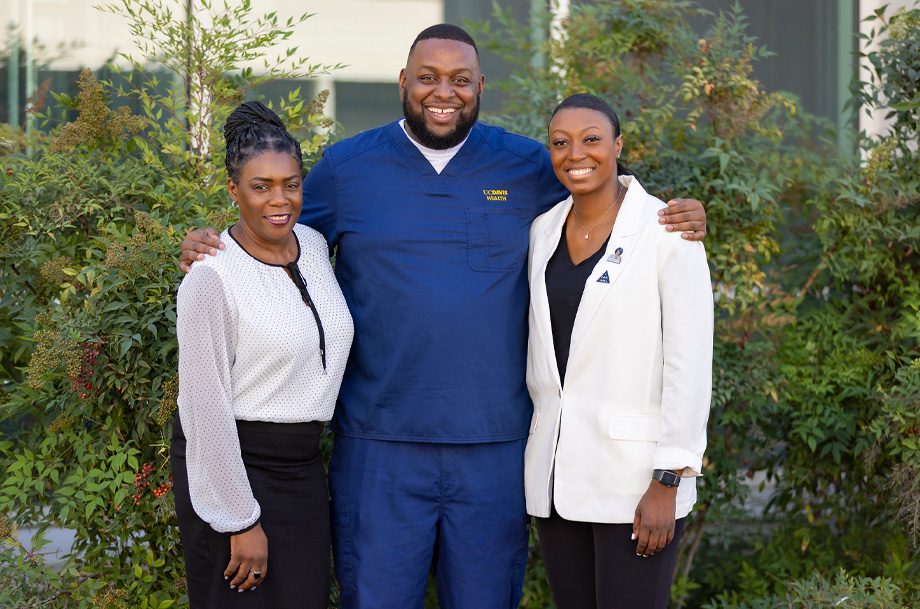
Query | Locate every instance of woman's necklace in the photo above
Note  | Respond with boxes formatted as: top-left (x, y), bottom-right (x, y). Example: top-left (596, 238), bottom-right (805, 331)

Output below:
top-left (571, 183), bottom-right (626, 240)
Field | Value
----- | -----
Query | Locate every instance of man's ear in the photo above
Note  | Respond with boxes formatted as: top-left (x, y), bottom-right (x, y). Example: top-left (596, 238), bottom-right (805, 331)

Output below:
top-left (398, 68), bottom-right (408, 99)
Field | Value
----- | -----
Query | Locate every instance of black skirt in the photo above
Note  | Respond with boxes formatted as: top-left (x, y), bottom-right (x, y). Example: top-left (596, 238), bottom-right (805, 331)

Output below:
top-left (171, 416), bottom-right (330, 609)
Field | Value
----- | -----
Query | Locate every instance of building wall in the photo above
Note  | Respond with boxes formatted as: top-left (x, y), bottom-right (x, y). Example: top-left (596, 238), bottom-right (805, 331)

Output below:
top-left (687, 0), bottom-right (858, 143)
top-left (0, 0), bottom-right (441, 78)
top-left (0, 0), bottom-right (538, 135)
top-left (0, 0), bottom-right (443, 134)
top-left (858, 0), bottom-right (914, 137)
top-left (444, 0), bottom-right (533, 113)
top-left (0, 0), bottom-right (911, 139)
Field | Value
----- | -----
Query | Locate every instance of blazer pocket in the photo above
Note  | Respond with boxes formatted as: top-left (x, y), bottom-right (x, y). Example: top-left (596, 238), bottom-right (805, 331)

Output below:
top-left (603, 413), bottom-right (661, 496)
top-left (607, 413), bottom-right (660, 442)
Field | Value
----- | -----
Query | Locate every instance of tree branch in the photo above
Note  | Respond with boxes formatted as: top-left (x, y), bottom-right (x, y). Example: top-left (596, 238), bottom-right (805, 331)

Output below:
top-left (8, 263), bottom-right (42, 302)
top-left (12, 572), bottom-right (104, 609)
top-left (674, 504), bottom-right (709, 609)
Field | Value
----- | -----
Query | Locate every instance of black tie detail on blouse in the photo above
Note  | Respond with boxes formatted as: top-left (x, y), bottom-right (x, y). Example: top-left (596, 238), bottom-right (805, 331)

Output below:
top-left (285, 261), bottom-right (327, 371)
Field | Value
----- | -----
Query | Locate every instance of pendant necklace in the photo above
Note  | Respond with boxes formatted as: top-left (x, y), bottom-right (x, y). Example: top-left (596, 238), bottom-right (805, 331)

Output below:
top-left (572, 184), bottom-right (626, 240)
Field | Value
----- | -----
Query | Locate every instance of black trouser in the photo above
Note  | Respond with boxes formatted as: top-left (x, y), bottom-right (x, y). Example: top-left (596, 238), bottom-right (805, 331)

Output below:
top-left (535, 507), bottom-right (686, 609)
top-left (171, 416), bottom-right (330, 609)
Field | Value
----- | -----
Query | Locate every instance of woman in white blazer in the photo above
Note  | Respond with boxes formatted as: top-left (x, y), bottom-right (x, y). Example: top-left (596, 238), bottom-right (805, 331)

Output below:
top-left (524, 94), bottom-right (713, 608)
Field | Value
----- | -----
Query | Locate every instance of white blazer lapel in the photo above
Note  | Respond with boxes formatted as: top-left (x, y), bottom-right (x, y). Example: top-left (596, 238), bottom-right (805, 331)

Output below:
top-left (530, 197), bottom-right (572, 390)
top-left (569, 178), bottom-right (645, 355)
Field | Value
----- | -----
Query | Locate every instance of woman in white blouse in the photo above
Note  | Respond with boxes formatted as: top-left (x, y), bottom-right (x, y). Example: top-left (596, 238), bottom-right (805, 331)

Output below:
top-left (172, 101), bottom-right (353, 608)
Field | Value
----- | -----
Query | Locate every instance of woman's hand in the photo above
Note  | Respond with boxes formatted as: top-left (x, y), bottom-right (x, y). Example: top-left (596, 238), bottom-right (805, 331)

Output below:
top-left (658, 198), bottom-right (707, 241)
top-left (632, 479), bottom-right (678, 557)
top-left (225, 522), bottom-right (268, 591)
top-left (180, 227), bottom-right (224, 273)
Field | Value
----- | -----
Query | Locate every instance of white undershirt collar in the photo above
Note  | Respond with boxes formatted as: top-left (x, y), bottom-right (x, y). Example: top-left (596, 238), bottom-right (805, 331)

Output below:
top-left (399, 118), bottom-right (468, 174)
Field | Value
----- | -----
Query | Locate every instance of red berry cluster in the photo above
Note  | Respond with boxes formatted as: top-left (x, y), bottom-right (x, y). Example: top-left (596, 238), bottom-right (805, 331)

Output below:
top-left (153, 481), bottom-right (172, 498)
top-left (132, 462), bottom-right (172, 505)
top-left (132, 462), bottom-right (154, 505)
top-left (69, 339), bottom-right (104, 398)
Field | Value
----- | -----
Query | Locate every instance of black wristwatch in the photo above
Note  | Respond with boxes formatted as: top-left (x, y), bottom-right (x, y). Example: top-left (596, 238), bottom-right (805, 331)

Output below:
top-left (652, 469), bottom-right (681, 488)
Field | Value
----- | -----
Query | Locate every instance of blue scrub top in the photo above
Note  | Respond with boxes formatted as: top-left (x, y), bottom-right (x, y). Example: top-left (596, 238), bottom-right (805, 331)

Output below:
top-left (300, 121), bottom-right (568, 443)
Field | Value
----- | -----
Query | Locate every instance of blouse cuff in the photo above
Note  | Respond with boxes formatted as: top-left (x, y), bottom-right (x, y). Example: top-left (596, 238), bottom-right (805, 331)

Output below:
top-left (228, 519), bottom-right (261, 536)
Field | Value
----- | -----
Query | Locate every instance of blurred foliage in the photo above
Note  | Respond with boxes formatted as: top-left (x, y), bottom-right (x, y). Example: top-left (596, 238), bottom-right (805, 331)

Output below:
top-left (1, 0), bottom-right (919, 607)
top-left (0, 1), bottom-right (337, 607)
top-left (703, 570), bottom-right (908, 609)
top-left (470, 0), bottom-right (920, 607)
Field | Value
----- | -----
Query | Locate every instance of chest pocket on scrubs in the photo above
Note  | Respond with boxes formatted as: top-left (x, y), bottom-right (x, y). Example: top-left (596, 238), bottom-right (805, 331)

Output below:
top-left (465, 206), bottom-right (526, 272)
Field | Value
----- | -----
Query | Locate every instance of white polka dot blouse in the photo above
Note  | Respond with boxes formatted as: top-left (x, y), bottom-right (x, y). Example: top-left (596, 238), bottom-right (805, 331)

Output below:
top-left (176, 224), bottom-right (353, 533)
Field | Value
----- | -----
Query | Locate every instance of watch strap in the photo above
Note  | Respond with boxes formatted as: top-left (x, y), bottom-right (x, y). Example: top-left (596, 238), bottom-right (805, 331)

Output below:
top-left (652, 469), bottom-right (681, 488)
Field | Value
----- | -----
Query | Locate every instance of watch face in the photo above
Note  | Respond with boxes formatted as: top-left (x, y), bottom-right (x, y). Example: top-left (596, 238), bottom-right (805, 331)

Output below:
top-left (654, 470), bottom-right (680, 487)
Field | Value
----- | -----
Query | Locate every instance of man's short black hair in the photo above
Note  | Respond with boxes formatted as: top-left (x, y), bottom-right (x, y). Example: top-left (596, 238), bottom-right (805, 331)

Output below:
top-left (409, 24), bottom-right (479, 60)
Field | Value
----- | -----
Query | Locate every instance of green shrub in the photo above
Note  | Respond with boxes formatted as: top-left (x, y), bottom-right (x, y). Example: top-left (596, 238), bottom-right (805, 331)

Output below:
top-left (0, 1), bottom-right (337, 606)
top-left (704, 570), bottom-right (910, 609)
top-left (470, 1), bottom-right (920, 606)
top-left (2, 1), bottom-right (918, 607)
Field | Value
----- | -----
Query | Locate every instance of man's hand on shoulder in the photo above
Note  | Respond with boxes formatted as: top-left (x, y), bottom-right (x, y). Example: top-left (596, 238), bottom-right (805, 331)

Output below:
top-left (180, 227), bottom-right (224, 273)
top-left (658, 198), bottom-right (706, 242)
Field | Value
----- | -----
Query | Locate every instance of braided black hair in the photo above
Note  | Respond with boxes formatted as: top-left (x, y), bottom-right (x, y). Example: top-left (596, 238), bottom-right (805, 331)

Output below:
top-left (224, 101), bottom-right (303, 183)
top-left (550, 93), bottom-right (637, 178)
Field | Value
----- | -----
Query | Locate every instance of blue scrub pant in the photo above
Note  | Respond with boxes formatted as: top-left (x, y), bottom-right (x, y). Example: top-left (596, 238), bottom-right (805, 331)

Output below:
top-left (329, 436), bottom-right (530, 609)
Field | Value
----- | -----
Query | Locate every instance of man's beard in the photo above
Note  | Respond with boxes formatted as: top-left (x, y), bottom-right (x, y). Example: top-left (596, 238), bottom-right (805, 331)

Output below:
top-left (402, 93), bottom-right (481, 150)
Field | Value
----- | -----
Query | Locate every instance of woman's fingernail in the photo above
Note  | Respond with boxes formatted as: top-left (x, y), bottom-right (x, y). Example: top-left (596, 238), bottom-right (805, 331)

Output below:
top-left (224, 576), bottom-right (229, 581)
top-left (631, 533), bottom-right (636, 540)
top-left (238, 589), bottom-right (244, 593)
top-left (251, 587), bottom-right (257, 591)
top-left (229, 585), bottom-right (236, 590)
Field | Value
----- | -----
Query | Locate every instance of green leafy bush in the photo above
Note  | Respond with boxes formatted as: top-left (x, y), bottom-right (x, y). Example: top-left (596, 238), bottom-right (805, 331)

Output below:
top-left (2, 1), bottom-right (918, 607)
top-left (704, 570), bottom-right (908, 609)
top-left (470, 1), bottom-right (920, 607)
top-left (0, 1), bottom-right (337, 606)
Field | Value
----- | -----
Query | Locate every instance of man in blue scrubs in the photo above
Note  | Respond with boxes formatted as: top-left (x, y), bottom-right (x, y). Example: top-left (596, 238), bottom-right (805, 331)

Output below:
top-left (181, 24), bottom-right (707, 609)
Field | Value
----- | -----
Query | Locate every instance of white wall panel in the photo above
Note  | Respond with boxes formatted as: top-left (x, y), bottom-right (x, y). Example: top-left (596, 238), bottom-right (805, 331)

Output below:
top-left (1, 0), bottom-right (443, 82)
top-left (858, 0), bottom-right (914, 138)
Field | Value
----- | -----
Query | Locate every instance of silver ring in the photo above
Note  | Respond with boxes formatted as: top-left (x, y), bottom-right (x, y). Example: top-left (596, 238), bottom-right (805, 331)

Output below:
top-left (251, 571), bottom-right (261, 580)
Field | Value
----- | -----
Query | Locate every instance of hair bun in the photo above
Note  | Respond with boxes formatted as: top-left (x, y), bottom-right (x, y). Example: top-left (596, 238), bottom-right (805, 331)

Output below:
top-left (223, 101), bottom-right (302, 183)
top-left (223, 101), bottom-right (286, 148)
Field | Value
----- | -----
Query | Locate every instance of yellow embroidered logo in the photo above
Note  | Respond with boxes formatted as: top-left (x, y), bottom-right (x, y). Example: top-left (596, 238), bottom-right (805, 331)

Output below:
top-left (482, 189), bottom-right (508, 201)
